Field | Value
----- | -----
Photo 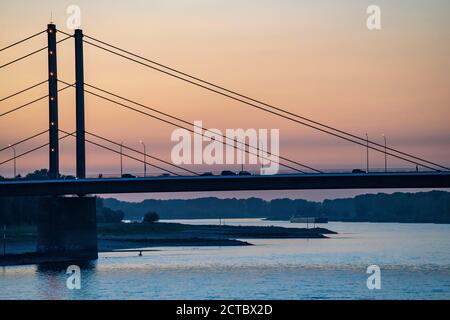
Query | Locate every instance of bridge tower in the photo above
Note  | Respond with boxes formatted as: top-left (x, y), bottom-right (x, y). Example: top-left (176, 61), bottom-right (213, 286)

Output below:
top-left (75, 28), bottom-right (86, 179)
top-left (36, 26), bottom-right (97, 261)
top-left (47, 24), bottom-right (59, 179)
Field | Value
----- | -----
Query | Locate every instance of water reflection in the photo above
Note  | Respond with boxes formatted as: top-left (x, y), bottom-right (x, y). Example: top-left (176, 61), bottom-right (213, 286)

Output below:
top-left (37, 261), bottom-right (97, 272)
top-left (35, 261), bottom-right (97, 300)
top-left (1, 220), bottom-right (449, 299)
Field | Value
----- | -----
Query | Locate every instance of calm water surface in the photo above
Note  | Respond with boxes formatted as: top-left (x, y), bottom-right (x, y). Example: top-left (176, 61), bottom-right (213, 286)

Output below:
top-left (1, 220), bottom-right (449, 299)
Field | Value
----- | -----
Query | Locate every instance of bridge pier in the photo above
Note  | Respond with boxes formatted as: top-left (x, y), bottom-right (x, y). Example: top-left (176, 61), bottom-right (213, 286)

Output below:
top-left (37, 196), bottom-right (98, 260)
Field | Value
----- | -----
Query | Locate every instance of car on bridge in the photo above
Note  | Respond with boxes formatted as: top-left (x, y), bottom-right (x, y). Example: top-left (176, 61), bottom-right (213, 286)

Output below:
top-left (121, 174), bottom-right (137, 178)
top-left (159, 173), bottom-right (171, 177)
top-left (352, 169), bottom-right (366, 174)
top-left (238, 171), bottom-right (252, 176)
top-left (221, 170), bottom-right (236, 176)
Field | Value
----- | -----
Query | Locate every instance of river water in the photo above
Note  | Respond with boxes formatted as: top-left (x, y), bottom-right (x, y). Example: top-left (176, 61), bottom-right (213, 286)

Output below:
top-left (0, 219), bottom-right (449, 299)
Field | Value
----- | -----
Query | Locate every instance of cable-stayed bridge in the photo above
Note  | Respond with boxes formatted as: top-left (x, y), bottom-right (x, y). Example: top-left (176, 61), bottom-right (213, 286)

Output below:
top-left (1, 24), bottom-right (449, 260)
top-left (1, 24), bottom-right (449, 198)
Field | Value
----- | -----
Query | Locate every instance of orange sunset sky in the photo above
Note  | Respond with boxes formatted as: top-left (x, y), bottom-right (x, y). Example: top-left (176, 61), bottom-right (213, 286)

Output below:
top-left (0, 1), bottom-right (449, 201)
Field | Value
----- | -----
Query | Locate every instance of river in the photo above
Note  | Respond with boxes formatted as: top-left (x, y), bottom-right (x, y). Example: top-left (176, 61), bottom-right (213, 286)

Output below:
top-left (0, 220), bottom-right (449, 299)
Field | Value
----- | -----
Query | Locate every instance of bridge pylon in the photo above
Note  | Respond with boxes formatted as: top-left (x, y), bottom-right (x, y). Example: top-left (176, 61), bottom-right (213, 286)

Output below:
top-left (75, 28), bottom-right (86, 179)
top-left (47, 24), bottom-right (59, 179)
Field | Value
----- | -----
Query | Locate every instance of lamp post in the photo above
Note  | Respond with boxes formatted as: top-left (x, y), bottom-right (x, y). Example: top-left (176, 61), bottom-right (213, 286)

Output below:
top-left (382, 134), bottom-right (387, 173)
top-left (140, 140), bottom-right (146, 177)
top-left (8, 144), bottom-right (16, 179)
top-left (120, 141), bottom-right (124, 177)
top-left (236, 138), bottom-right (243, 172)
top-left (366, 133), bottom-right (369, 173)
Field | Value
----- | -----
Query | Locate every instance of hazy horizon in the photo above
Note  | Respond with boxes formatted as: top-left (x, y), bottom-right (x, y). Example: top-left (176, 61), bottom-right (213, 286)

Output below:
top-left (102, 188), bottom-right (450, 203)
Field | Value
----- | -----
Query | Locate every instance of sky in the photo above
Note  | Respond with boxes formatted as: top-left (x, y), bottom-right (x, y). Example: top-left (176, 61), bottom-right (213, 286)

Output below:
top-left (0, 0), bottom-right (449, 201)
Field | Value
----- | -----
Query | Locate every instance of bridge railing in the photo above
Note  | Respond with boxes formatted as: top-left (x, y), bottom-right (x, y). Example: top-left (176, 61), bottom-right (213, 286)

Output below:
top-left (0, 167), bottom-right (436, 181)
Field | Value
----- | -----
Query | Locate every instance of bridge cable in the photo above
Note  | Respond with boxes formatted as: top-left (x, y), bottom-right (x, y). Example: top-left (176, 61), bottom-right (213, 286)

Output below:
top-left (0, 94), bottom-right (47, 118)
top-left (85, 90), bottom-right (307, 174)
top-left (0, 46), bottom-right (47, 70)
top-left (0, 80), bottom-right (47, 102)
top-left (85, 131), bottom-right (200, 175)
top-left (81, 35), bottom-right (449, 171)
top-left (0, 131), bottom-right (73, 166)
top-left (0, 36), bottom-right (71, 70)
top-left (83, 82), bottom-right (318, 173)
top-left (0, 130), bottom-right (48, 153)
top-left (0, 30), bottom-right (46, 52)
top-left (59, 130), bottom-right (182, 176)
top-left (58, 80), bottom-right (308, 174)
top-left (0, 83), bottom-right (73, 118)
top-left (83, 81), bottom-right (440, 172)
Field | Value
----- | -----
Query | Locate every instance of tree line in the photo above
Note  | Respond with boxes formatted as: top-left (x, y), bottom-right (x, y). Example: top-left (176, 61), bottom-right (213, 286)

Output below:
top-left (104, 191), bottom-right (450, 223)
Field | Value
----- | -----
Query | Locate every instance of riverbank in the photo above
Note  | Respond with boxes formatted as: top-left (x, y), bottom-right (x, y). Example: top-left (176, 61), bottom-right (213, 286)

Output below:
top-left (98, 222), bottom-right (336, 239)
top-left (0, 222), bottom-right (336, 266)
top-left (98, 222), bottom-right (334, 251)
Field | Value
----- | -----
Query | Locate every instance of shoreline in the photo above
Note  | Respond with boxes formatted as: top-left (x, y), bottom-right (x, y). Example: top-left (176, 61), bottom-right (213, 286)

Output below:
top-left (1, 221), bottom-right (335, 266)
top-left (98, 237), bottom-right (252, 251)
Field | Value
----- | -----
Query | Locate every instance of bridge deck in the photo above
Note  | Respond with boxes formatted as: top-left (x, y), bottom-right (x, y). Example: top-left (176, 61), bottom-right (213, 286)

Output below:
top-left (0, 172), bottom-right (449, 197)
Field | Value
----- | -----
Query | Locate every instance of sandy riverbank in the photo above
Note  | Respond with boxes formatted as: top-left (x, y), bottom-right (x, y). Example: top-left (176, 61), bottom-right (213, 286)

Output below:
top-left (0, 222), bottom-right (336, 266)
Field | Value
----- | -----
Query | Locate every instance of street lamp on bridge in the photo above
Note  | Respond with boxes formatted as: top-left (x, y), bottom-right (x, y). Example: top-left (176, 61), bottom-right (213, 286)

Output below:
top-left (365, 133), bottom-right (369, 173)
top-left (8, 144), bottom-right (16, 179)
top-left (140, 140), bottom-right (147, 177)
top-left (382, 134), bottom-right (387, 173)
top-left (120, 141), bottom-right (124, 177)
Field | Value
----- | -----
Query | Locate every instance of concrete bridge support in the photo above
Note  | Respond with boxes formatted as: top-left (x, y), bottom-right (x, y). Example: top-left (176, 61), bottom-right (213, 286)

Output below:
top-left (37, 196), bottom-right (98, 260)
